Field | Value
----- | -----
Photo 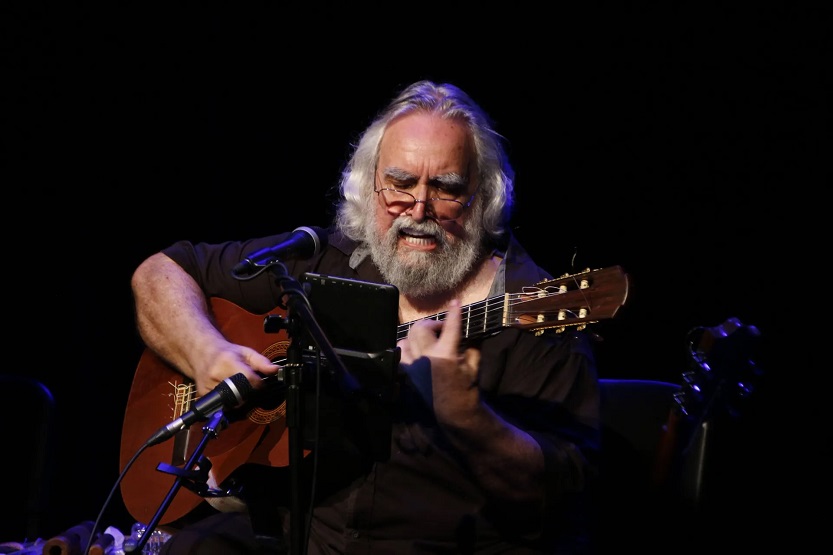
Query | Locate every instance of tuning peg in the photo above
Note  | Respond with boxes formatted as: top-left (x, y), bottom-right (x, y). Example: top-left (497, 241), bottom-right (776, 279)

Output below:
top-left (673, 390), bottom-right (691, 416)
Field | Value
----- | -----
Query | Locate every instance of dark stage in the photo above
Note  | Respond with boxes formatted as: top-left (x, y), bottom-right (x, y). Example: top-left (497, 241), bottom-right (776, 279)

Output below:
top-left (3, 4), bottom-right (826, 552)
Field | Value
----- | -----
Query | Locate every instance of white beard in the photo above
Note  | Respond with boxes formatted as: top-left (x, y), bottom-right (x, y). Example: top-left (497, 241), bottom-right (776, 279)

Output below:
top-left (367, 212), bottom-right (486, 298)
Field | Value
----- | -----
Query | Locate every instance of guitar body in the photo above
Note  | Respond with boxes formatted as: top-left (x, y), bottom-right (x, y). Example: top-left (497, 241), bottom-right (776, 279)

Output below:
top-left (119, 298), bottom-right (293, 525)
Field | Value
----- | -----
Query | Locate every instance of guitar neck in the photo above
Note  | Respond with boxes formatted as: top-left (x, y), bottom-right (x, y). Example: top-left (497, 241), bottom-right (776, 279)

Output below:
top-left (395, 265), bottom-right (630, 343)
top-left (396, 294), bottom-right (508, 343)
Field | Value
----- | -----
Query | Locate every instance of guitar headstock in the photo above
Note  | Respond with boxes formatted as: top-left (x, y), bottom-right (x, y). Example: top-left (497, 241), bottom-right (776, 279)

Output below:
top-left (674, 317), bottom-right (763, 422)
top-left (507, 265), bottom-right (631, 333)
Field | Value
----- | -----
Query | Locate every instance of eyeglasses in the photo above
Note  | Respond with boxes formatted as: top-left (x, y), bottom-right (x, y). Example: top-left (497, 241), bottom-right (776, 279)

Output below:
top-left (374, 186), bottom-right (477, 222)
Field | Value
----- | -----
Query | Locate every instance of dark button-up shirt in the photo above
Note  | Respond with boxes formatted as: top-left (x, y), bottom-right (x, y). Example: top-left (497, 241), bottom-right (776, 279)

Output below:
top-left (163, 228), bottom-right (600, 554)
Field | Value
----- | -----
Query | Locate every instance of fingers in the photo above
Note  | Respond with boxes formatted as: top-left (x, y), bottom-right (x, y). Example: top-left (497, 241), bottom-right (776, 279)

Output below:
top-left (437, 299), bottom-right (461, 350)
top-left (461, 347), bottom-right (481, 387)
top-left (241, 348), bottom-right (282, 389)
top-left (203, 346), bottom-right (278, 394)
top-left (411, 317), bottom-right (444, 337)
top-left (462, 346), bottom-right (480, 369)
top-left (245, 348), bottom-right (280, 375)
top-left (403, 299), bottom-right (462, 359)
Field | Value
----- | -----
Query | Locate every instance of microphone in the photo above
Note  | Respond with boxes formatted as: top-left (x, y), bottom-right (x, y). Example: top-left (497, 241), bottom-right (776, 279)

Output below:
top-left (146, 373), bottom-right (252, 447)
top-left (233, 225), bottom-right (328, 276)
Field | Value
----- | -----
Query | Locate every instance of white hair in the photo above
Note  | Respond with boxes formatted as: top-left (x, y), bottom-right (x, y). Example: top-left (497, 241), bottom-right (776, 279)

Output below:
top-left (335, 80), bottom-right (515, 246)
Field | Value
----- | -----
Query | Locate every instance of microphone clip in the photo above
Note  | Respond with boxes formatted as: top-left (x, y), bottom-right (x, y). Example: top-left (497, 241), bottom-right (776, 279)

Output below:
top-left (153, 410), bottom-right (230, 496)
top-left (134, 410), bottom-right (233, 553)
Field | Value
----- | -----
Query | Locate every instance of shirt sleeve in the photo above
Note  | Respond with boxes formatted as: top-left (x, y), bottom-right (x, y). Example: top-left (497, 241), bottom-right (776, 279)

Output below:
top-left (161, 233), bottom-right (325, 314)
top-left (479, 327), bottom-right (601, 500)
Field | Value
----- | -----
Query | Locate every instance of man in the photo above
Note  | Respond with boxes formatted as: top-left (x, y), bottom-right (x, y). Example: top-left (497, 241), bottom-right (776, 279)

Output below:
top-left (131, 80), bottom-right (601, 553)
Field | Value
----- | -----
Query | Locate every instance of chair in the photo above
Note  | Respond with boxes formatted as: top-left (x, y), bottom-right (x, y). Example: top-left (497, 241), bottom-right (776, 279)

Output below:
top-left (596, 319), bottom-right (762, 551)
top-left (0, 374), bottom-right (56, 543)
top-left (597, 378), bottom-right (712, 553)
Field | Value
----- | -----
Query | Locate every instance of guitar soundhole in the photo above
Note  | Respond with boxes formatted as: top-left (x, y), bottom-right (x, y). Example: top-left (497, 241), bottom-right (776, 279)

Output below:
top-left (248, 405), bottom-right (286, 425)
top-left (262, 341), bottom-right (288, 363)
top-left (246, 340), bottom-right (289, 424)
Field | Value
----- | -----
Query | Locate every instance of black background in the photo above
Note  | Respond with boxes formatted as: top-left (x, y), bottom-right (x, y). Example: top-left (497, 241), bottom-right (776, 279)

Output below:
top-left (3, 3), bottom-right (828, 550)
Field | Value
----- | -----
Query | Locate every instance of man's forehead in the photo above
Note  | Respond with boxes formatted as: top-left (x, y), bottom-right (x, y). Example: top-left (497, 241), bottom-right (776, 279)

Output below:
top-left (378, 114), bottom-right (473, 168)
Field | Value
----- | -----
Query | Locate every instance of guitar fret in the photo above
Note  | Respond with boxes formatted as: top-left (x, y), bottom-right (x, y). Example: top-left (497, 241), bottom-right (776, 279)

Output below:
top-left (476, 298), bottom-right (487, 335)
top-left (491, 297), bottom-right (500, 335)
top-left (483, 296), bottom-right (504, 336)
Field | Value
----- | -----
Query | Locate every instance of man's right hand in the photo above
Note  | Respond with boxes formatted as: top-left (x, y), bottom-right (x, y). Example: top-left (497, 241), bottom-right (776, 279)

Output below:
top-left (191, 340), bottom-right (280, 397)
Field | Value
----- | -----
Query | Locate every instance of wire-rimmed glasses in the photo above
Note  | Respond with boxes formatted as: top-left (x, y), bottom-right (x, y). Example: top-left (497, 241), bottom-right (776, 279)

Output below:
top-left (374, 186), bottom-right (477, 221)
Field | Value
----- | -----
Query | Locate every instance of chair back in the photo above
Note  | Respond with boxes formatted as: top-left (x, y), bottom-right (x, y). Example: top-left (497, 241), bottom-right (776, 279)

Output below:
top-left (595, 318), bottom-right (763, 551)
top-left (597, 377), bottom-right (704, 551)
top-left (1, 374), bottom-right (56, 542)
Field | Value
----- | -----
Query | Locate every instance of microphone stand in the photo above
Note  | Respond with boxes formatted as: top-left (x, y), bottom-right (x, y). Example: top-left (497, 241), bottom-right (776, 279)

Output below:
top-left (265, 261), bottom-right (358, 555)
top-left (129, 410), bottom-right (228, 553)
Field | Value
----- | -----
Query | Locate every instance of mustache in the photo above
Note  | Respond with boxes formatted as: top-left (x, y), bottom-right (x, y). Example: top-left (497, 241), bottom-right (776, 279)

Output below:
top-left (389, 217), bottom-right (445, 240)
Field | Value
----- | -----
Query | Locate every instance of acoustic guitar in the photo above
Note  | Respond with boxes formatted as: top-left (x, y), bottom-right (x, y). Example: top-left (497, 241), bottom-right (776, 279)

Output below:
top-left (120, 265), bottom-right (630, 524)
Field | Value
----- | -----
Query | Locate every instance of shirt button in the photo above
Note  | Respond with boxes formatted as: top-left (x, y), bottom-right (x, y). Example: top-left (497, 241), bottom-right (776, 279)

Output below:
top-left (351, 530), bottom-right (360, 539)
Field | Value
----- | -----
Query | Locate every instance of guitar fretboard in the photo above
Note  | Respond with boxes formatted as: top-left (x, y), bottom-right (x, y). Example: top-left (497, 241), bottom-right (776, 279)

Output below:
top-left (396, 294), bottom-right (508, 343)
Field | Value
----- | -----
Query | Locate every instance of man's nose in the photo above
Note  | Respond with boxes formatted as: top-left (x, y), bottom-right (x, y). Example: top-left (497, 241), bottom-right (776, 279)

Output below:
top-left (406, 198), bottom-right (428, 221)
top-left (405, 184), bottom-right (430, 221)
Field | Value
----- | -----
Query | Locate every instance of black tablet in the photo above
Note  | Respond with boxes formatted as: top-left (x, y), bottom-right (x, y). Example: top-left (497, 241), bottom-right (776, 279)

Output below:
top-left (300, 272), bottom-right (400, 462)
top-left (301, 272), bottom-right (400, 358)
